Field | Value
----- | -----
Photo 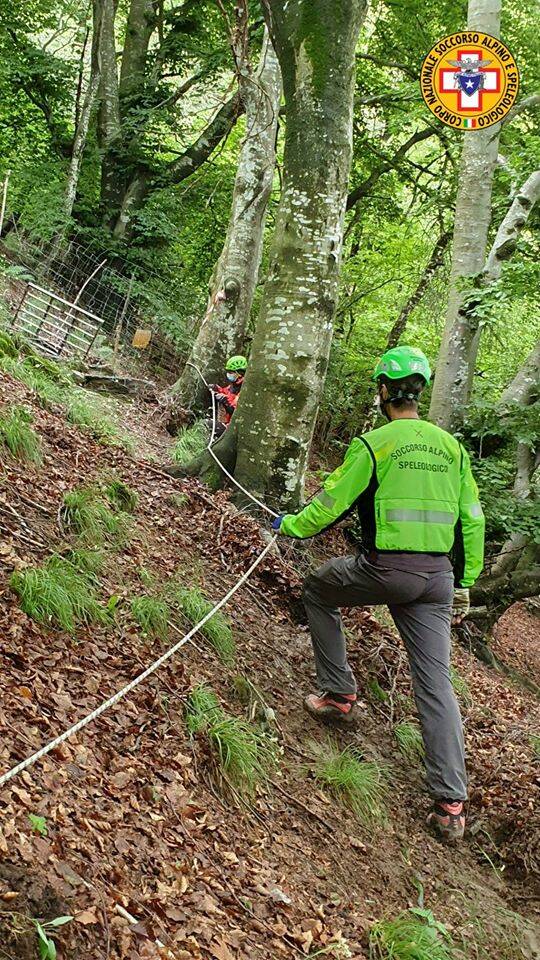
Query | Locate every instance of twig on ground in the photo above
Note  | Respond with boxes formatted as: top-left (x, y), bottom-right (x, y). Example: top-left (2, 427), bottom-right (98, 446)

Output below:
top-left (269, 777), bottom-right (334, 831)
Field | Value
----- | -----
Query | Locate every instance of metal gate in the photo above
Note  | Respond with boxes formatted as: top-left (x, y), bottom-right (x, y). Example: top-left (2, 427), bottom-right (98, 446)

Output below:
top-left (11, 282), bottom-right (104, 359)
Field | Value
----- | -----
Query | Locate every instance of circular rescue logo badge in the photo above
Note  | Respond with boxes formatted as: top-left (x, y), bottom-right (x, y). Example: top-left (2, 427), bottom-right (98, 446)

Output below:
top-left (420, 32), bottom-right (519, 130)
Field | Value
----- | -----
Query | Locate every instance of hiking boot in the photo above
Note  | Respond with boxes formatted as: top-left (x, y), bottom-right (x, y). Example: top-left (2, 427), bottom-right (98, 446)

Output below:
top-left (427, 800), bottom-right (466, 843)
top-left (303, 691), bottom-right (357, 725)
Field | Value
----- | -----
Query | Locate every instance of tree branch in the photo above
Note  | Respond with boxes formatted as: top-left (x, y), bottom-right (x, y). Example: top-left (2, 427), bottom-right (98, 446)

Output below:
top-left (346, 128), bottom-right (436, 210)
top-left (500, 92), bottom-right (540, 130)
top-left (160, 90), bottom-right (242, 186)
top-left (483, 169), bottom-right (540, 283)
top-left (355, 51), bottom-right (416, 80)
top-left (386, 228), bottom-right (452, 348)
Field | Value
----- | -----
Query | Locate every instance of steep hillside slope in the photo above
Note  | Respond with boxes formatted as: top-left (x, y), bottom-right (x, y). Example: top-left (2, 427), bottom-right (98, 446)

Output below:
top-left (0, 360), bottom-right (539, 960)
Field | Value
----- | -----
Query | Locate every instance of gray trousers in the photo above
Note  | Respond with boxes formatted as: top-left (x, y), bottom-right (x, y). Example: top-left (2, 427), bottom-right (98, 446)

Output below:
top-left (302, 553), bottom-right (467, 801)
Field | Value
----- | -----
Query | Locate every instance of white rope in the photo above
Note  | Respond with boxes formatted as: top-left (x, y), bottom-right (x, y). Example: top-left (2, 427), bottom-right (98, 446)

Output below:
top-left (0, 536), bottom-right (277, 789)
top-left (0, 362), bottom-right (281, 789)
top-left (186, 361), bottom-right (279, 519)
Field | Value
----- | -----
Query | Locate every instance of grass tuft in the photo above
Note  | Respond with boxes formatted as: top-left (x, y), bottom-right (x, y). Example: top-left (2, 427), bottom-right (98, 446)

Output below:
top-left (10, 556), bottom-right (108, 632)
top-left (394, 720), bottom-right (425, 765)
top-left (62, 547), bottom-right (105, 581)
top-left (61, 486), bottom-right (123, 542)
top-left (310, 741), bottom-right (387, 826)
top-left (0, 405), bottom-right (42, 463)
top-left (131, 595), bottom-right (170, 639)
top-left (0, 330), bottom-right (19, 358)
top-left (450, 666), bottom-right (473, 707)
top-left (65, 392), bottom-right (134, 452)
top-left (186, 684), bottom-right (277, 796)
top-left (529, 734), bottom-right (540, 759)
top-left (175, 585), bottom-right (235, 663)
top-left (367, 678), bottom-right (389, 703)
top-left (171, 421), bottom-right (208, 464)
top-left (369, 909), bottom-right (455, 960)
top-left (186, 684), bottom-right (221, 733)
top-left (105, 478), bottom-right (138, 513)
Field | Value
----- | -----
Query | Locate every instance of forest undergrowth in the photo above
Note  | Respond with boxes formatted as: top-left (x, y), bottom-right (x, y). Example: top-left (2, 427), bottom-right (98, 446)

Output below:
top-left (0, 337), bottom-right (539, 960)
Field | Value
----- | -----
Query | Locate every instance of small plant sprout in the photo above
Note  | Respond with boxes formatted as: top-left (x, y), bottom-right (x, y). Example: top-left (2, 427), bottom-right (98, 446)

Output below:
top-left (530, 734), bottom-right (540, 758)
top-left (171, 420), bottom-right (208, 464)
top-left (0, 405), bottom-right (42, 463)
top-left (394, 720), bottom-right (425, 764)
top-left (186, 684), bottom-right (277, 797)
top-left (168, 492), bottom-right (190, 509)
top-left (310, 742), bottom-right (387, 827)
top-left (60, 486), bottom-right (123, 542)
top-left (28, 814), bottom-right (48, 836)
top-left (137, 565), bottom-right (155, 587)
top-left (131, 595), bottom-right (170, 639)
top-left (369, 908), bottom-right (455, 960)
top-left (176, 585), bottom-right (235, 663)
top-left (10, 557), bottom-right (109, 632)
top-left (309, 937), bottom-right (353, 959)
top-left (34, 915), bottom-right (73, 960)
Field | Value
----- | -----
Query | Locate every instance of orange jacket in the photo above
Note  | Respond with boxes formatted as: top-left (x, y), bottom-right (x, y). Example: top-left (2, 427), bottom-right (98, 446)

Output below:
top-left (215, 376), bottom-right (244, 424)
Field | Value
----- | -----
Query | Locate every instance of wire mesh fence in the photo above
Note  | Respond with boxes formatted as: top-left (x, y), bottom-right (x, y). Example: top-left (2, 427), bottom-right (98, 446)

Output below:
top-left (11, 282), bottom-right (103, 359)
top-left (0, 229), bottom-right (204, 383)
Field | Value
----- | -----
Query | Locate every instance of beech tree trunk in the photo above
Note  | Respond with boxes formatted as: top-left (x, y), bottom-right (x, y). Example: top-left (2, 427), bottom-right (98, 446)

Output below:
top-left (465, 169), bottom-right (540, 396)
top-left (62, 0), bottom-right (104, 222)
top-left (207, 0), bottom-right (366, 510)
top-left (429, 0), bottom-right (502, 431)
top-left (170, 32), bottom-right (282, 412)
top-left (96, 0), bottom-right (121, 207)
top-left (483, 170), bottom-right (540, 283)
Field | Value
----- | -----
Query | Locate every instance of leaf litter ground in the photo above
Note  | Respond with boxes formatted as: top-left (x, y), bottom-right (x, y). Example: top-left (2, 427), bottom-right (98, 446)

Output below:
top-left (0, 370), bottom-right (539, 959)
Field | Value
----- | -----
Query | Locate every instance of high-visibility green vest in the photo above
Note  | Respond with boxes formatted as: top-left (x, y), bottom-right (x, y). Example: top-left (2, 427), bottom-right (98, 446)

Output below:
top-left (280, 419), bottom-right (485, 587)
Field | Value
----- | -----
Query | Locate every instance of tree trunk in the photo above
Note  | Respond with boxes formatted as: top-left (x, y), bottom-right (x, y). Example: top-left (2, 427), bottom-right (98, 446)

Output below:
top-left (465, 169), bottom-right (540, 395)
top-left (429, 0), bottom-right (502, 431)
top-left (62, 0), bottom-right (104, 222)
top-left (208, 0), bottom-right (366, 510)
top-left (489, 443), bottom-right (536, 579)
top-left (484, 170), bottom-right (540, 282)
top-left (96, 0), bottom-right (121, 207)
top-left (170, 32), bottom-right (282, 413)
top-left (500, 340), bottom-right (540, 407)
top-left (470, 546), bottom-right (540, 631)
top-left (99, 0), bottom-right (154, 219)
top-left (118, 0), bottom-right (155, 103)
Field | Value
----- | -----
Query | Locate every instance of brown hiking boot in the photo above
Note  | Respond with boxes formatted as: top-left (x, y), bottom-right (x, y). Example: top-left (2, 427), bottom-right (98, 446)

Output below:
top-left (303, 691), bottom-right (357, 725)
top-left (427, 800), bottom-right (466, 843)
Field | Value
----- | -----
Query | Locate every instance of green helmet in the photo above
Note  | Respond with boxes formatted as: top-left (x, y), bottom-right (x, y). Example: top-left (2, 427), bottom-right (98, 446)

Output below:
top-left (372, 346), bottom-right (431, 384)
top-left (226, 354), bottom-right (248, 372)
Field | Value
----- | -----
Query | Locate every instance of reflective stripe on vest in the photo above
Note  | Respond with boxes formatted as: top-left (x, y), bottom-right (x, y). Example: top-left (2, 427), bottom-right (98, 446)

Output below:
top-left (386, 508), bottom-right (455, 524)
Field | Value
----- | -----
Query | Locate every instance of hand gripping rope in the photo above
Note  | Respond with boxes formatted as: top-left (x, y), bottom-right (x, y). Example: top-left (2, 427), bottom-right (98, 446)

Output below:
top-left (0, 367), bottom-right (279, 789)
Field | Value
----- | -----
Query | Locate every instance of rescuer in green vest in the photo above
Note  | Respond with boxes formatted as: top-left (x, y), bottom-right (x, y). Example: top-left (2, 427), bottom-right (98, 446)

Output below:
top-left (272, 345), bottom-right (485, 842)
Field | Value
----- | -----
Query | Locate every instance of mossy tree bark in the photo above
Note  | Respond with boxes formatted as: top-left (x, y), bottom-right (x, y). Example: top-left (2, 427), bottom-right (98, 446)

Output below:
top-left (429, 0), bottom-right (502, 431)
top-left (170, 31), bottom-right (282, 414)
top-left (205, 0), bottom-right (366, 511)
